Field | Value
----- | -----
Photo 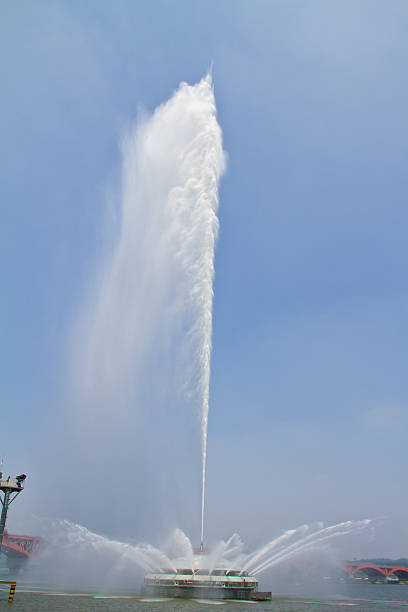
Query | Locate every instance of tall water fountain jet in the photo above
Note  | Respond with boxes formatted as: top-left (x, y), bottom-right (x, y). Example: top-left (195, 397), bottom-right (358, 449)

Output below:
top-left (72, 74), bottom-right (226, 542)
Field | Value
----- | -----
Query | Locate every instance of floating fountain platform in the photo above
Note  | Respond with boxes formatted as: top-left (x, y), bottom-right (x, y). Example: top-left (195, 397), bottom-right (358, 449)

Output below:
top-left (141, 551), bottom-right (271, 601)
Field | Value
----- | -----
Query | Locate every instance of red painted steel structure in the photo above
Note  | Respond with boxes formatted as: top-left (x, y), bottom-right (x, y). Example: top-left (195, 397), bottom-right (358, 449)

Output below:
top-left (1, 531), bottom-right (42, 560)
top-left (344, 562), bottom-right (408, 580)
top-left (287, 560), bottom-right (408, 581)
top-left (0, 531), bottom-right (42, 573)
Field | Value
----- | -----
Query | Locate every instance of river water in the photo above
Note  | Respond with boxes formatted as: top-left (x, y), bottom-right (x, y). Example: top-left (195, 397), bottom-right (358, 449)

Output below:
top-left (2, 583), bottom-right (408, 611)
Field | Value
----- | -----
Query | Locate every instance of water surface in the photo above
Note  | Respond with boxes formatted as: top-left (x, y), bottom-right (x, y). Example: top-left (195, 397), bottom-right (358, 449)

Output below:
top-left (2, 583), bottom-right (408, 611)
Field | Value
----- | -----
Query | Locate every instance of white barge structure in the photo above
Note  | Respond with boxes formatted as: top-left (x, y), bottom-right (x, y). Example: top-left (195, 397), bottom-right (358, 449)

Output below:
top-left (141, 553), bottom-right (271, 601)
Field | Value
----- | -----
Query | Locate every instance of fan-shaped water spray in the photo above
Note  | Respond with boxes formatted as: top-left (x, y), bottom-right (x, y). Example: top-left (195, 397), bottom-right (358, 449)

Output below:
top-left (33, 518), bottom-right (372, 590)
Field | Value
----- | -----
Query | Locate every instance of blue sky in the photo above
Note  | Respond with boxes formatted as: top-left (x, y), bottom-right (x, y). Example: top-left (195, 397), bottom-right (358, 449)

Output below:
top-left (2, 1), bottom-right (408, 557)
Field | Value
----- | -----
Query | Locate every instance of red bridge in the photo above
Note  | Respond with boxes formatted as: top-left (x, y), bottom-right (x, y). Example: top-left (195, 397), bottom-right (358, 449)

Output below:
top-left (344, 562), bottom-right (408, 581)
top-left (1, 532), bottom-right (43, 572)
top-left (286, 560), bottom-right (408, 583)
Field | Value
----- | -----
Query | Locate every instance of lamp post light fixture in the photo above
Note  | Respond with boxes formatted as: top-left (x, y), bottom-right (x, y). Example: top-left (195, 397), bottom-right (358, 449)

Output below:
top-left (0, 473), bottom-right (26, 553)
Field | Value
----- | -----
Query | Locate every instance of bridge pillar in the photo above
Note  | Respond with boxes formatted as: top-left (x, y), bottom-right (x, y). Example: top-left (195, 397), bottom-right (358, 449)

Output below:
top-left (6, 555), bottom-right (27, 575)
